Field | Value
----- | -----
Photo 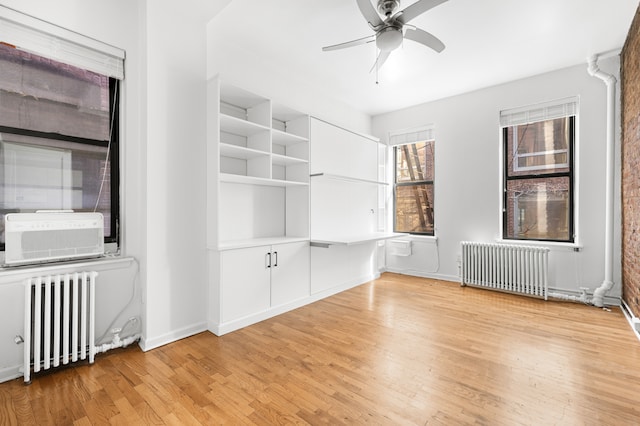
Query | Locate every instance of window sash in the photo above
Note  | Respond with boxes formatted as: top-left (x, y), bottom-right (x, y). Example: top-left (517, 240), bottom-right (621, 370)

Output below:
top-left (502, 116), bottom-right (575, 243)
top-left (394, 182), bottom-right (434, 235)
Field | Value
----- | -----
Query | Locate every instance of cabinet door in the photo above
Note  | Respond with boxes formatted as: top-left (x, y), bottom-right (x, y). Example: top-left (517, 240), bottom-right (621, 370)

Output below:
top-left (220, 246), bottom-right (271, 323)
top-left (271, 242), bottom-right (310, 306)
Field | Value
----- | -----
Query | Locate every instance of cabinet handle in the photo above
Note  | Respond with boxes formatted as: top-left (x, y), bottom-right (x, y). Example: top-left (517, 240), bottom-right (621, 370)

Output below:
top-left (266, 252), bottom-right (271, 268)
top-left (273, 251), bottom-right (278, 267)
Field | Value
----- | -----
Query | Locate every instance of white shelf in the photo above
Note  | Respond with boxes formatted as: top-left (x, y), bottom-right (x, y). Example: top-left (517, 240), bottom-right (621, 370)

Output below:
top-left (217, 236), bottom-right (310, 251)
top-left (220, 173), bottom-right (309, 187)
top-left (310, 173), bottom-right (388, 186)
top-left (272, 129), bottom-right (308, 146)
top-left (272, 154), bottom-right (308, 167)
top-left (310, 232), bottom-right (404, 247)
top-left (220, 113), bottom-right (270, 137)
top-left (220, 143), bottom-right (269, 160)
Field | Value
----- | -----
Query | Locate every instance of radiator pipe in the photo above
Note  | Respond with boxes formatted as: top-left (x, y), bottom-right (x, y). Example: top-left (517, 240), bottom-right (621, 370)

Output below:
top-left (548, 290), bottom-right (589, 304)
top-left (94, 333), bottom-right (141, 355)
top-left (587, 54), bottom-right (617, 307)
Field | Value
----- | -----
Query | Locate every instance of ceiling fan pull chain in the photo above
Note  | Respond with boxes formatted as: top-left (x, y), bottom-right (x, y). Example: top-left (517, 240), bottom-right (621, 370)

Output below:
top-left (375, 50), bottom-right (379, 84)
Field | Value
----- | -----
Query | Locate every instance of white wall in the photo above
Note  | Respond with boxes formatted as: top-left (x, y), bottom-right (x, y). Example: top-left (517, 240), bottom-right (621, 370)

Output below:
top-left (140, 0), bottom-right (210, 349)
top-left (206, 7), bottom-right (372, 135)
top-left (373, 58), bottom-right (622, 301)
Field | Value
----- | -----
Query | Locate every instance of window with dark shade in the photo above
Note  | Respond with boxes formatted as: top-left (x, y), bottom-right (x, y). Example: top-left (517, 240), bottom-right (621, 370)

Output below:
top-left (0, 43), bottom-right (120, 248)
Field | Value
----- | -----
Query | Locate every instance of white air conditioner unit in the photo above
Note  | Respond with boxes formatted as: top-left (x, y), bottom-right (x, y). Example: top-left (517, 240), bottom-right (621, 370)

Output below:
top-left (4, 212), bottom-right (105, 266)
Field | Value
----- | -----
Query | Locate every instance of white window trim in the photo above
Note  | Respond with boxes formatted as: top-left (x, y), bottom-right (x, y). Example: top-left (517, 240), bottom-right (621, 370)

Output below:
top-left (389, 124), bottom-right (435, 146)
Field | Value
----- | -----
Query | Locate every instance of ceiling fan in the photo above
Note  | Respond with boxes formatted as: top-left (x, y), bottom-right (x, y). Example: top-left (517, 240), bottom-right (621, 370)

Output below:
top-left (322, 0), bottom-right (447, 72)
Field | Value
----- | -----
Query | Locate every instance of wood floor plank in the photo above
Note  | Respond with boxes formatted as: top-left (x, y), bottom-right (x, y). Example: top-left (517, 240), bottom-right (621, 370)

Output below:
top-left (2, 273), bottom-right (640, 425)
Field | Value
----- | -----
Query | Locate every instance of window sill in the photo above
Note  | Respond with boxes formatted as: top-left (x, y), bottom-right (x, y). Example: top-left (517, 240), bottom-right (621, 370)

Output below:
top-left (389, 234), bottom-right (438, 243)
top-left (0, 255), bottom-right (135, 284)
top-left (495, 239), bottom-right (582, 252)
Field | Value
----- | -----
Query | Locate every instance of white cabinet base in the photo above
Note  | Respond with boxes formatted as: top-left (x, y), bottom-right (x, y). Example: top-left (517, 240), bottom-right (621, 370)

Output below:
top-left (209, 241), bottom-right (310, 335)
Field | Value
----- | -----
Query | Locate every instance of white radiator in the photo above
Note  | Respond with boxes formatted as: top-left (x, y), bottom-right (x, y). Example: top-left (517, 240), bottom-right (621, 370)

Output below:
top-left (23, 271), bottom-right (98, 383)
top-left (461, 242), bottom-right (549, 299)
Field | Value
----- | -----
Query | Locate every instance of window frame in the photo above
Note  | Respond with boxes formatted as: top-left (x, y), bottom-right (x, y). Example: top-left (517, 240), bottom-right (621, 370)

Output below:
top-left (502, 115), bottom-right (575, 243)
top-left (393, 140), bottom-right (435, 236)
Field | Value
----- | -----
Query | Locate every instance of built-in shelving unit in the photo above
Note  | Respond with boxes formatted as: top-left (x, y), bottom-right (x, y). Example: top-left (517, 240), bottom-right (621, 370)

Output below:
top-left (209, 78), bottom-right (310, 250)
top-left (206, 79), bottom-right (392, 335)
top-left (207, 76), bottom-right (311, 336)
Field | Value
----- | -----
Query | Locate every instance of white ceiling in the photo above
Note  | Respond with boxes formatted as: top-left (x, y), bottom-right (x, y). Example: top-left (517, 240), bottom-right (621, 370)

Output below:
top-left (211, 0), bottom-right (639, 116)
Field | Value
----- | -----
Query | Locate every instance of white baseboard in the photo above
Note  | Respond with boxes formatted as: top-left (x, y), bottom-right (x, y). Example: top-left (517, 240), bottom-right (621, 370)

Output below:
top-left (621, 300), bottom-right (640, 342)
top-left (383, 267), bottom-right (459, 283)
top-left (209, 272), bottom-right (380, 336)
top-left (0, 365), bottom-right (22, 384)
top-left (139, 321), bottom-right (208, 352)
top-left (209, 297), bottom-right (313, 336)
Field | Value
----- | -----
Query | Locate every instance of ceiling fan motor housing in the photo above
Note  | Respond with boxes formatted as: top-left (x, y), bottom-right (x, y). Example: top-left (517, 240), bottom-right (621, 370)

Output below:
top-left (377, 0), bottom-right (400, 17)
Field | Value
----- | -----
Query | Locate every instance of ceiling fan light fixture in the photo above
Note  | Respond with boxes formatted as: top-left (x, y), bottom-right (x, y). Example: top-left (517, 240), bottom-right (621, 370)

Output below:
top-left (376, 27), bottom-right (403, 51)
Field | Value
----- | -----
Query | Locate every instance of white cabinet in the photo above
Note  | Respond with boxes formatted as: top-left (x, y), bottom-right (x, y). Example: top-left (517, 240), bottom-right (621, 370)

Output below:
top-left (217, 241), bottom-right (310, 326)
top-left (309, 118), bottom-right (395, 245)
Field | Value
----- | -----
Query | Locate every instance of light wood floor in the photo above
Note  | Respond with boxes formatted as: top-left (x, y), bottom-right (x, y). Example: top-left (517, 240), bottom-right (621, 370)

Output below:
top-left (2, 273), bottom-right (640, 425)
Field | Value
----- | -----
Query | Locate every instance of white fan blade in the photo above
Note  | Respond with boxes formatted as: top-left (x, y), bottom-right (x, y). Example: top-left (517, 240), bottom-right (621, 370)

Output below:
top-left (370, 50), bottom-right (391, 73)
top-left (357, 0), bottom-right (384, 29)
top-left (322, 34), bottom-right (375, 51)
top-left (404, 27), bottom-right (445, 53)
top-left (394, 0), bottom-right (448, 24)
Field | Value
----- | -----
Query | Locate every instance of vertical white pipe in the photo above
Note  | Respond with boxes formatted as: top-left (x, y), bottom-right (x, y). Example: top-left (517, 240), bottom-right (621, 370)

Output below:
top-left (80, 272), bottom-right (88, 361)
top-left (72, 272), bottom-right (79, 362)
top-left (43, 276), bottom-right (51, 370)
top-left (34, 277), bottom-right (42, 373)
top-left (53, 275), bottom-right (61, 368)
top-left (587, 55), bottom-right (616, 307)
top-left (89, 271), bottom-right (97, 364)
top-left (62, 274), bottom-right (70, 364)
top-left (543, 249), bottom-right (549, 301)
top-left (24, 280), bottom-right (32, 383)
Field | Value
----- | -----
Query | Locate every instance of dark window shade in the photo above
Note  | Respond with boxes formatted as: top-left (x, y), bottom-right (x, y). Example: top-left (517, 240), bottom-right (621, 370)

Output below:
top-left (0, 43), bottom-right (110, 141)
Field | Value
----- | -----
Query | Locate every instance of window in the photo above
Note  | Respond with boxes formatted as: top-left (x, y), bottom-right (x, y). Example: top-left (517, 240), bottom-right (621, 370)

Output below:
top-left (393, 131), bottom-right (435, 235)
top-left (501, 100), bottom-right (576, 242)
top-left (0, 20), bottom-right (122, 250)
